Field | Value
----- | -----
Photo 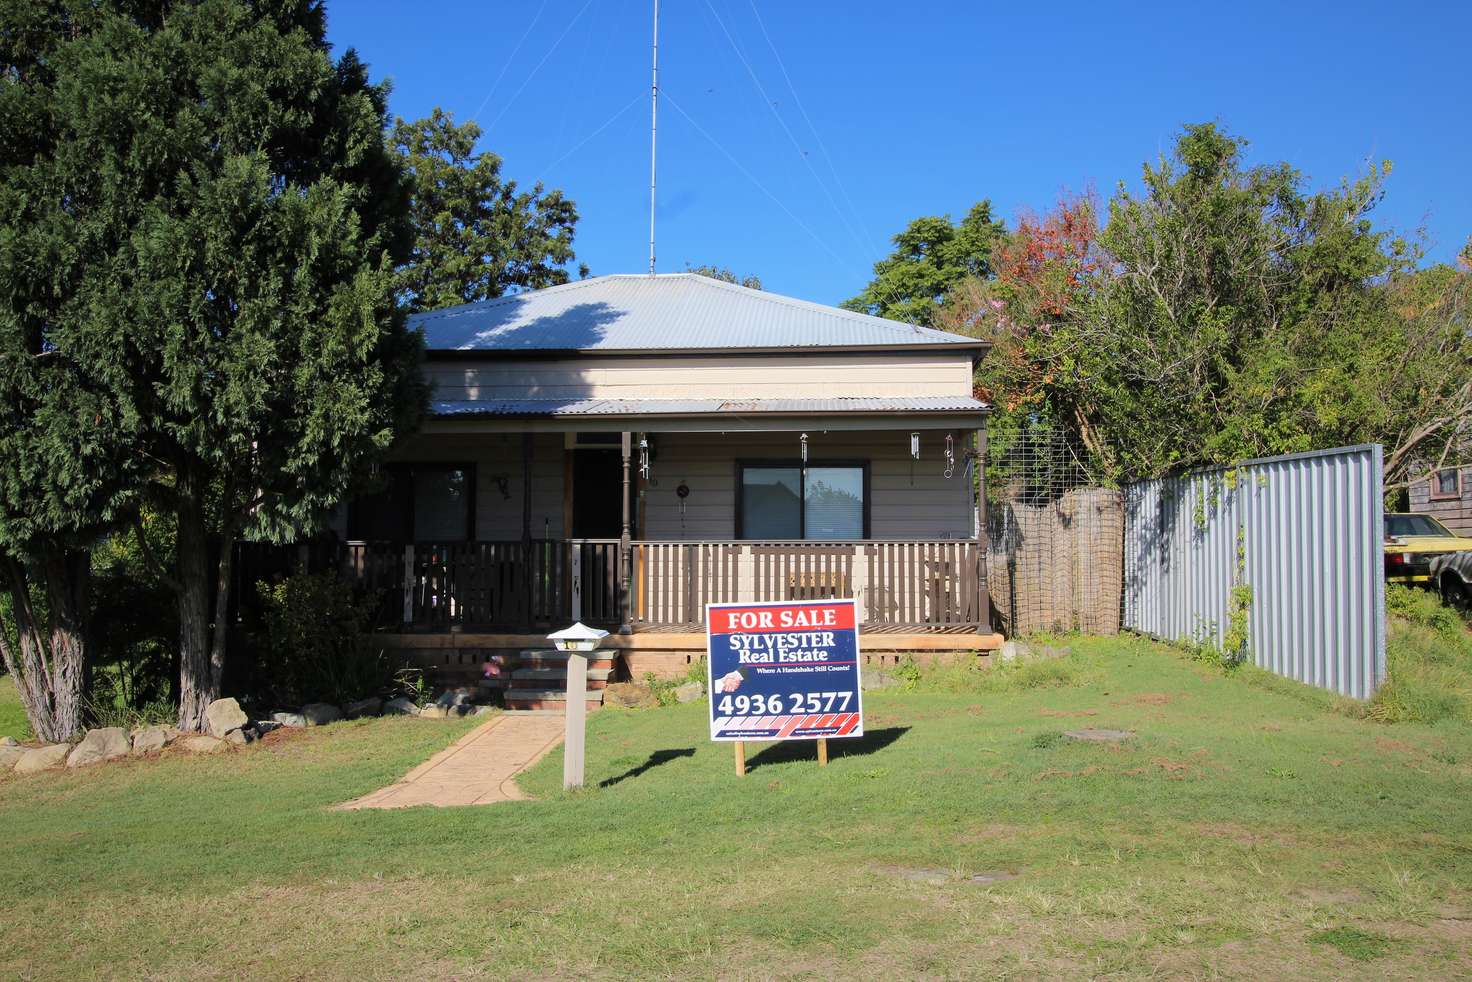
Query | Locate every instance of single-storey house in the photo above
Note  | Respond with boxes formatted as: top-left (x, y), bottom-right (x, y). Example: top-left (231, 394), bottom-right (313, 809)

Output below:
top-left (1410, 463), bottom-right (1471, 535)
top-left (329, 273), bottom-right (999, 692)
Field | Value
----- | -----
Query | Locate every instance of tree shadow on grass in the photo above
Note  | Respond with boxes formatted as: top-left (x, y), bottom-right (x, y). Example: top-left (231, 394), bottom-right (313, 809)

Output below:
top-left (746, 726), bottom-right (911, 772)
top-left (599, 748), bottom-right (697, 788)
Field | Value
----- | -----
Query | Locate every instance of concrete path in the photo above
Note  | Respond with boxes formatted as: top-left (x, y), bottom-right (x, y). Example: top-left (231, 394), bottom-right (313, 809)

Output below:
top-left (339, 713), bottom-right (564, 810)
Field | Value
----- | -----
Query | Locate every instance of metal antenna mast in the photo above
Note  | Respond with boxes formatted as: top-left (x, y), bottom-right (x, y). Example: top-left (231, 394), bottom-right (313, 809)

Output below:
top-left (647, 0), bottom-right (659, 275)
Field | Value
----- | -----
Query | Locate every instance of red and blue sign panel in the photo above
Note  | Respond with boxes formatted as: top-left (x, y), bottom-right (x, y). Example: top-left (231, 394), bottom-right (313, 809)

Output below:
top-left (706, 598), bottom-right (864, 742)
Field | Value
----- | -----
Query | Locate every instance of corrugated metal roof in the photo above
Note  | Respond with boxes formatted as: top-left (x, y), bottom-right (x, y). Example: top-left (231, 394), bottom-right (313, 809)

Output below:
top-left (431, 396), bottom-right (989, 418)
top-left (411, 273), bottom-right (985, 352)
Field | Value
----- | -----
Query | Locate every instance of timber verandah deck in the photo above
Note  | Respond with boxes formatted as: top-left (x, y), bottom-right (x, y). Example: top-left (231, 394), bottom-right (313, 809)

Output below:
top-left (332, 537), bottom-right (994, 636)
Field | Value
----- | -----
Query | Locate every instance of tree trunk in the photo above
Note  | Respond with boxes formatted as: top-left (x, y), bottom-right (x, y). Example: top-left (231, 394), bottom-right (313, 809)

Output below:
top-left (209, 522), bottom-right (234, 700)
top-left (175, 480), bottom-right (214, 732)
top-left (0, 548), bottom-right (89, 742)
top-left (42, 547), bottom-right (89, 739)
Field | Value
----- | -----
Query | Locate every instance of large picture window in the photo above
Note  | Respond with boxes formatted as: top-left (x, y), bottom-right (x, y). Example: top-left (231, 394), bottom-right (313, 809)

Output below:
top-left (348, 464), bottom-right (475, 541)
top-left (737, 461), bottom-right (868, 540)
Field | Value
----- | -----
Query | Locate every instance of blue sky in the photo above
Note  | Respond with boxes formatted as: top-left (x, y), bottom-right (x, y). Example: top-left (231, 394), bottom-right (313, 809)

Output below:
top-left (328, 0), bottom-right (1471, 307)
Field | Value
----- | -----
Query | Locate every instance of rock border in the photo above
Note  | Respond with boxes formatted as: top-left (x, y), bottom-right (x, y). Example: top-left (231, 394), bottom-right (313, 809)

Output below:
top-left (1, 688), bottom-right (492, 778)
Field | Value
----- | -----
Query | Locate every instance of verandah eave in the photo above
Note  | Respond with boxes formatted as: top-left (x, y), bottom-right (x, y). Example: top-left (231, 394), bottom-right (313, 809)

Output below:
top-left (420, 411), bottom-right (988, 434)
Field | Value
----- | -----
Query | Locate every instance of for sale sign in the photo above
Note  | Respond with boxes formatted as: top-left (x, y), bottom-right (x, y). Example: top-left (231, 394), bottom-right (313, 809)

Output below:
top-left (706, 598), bottom-right (864, 742)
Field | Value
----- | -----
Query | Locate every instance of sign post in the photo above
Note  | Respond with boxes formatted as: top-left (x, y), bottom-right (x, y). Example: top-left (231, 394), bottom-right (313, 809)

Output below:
top-left (706, 598), bottom-right (864, 774)
top-left (547, 622), bottom-right (609, 790)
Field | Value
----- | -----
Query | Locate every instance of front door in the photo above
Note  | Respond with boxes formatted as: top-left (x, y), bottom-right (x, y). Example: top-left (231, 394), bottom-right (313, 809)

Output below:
top-left (571, 449), bottom-right (625, 539)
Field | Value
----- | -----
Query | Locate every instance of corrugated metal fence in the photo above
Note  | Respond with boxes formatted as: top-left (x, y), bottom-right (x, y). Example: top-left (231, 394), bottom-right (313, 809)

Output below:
top-left (1123, 445), bottom-right (1386, 698)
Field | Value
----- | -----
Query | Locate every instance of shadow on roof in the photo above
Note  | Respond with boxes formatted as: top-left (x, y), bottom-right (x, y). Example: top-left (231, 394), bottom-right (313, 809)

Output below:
top-left (418, 298), bottom-right (624, 351)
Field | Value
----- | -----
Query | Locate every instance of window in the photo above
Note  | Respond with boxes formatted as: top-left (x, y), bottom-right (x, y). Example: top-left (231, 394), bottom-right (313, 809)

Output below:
top-left (737, 461), bottom-right (867, 540)
top-left (348, 464), bottom-right (474, 541)
top-left (1432, 468), bottom-right (1461, 499)
top-left (741, 467), bottom-right (802, 538)
top-left (1385, 514), bottom-right (1453, 538)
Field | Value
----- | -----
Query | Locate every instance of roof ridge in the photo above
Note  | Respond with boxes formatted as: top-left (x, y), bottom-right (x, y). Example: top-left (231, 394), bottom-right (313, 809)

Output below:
top-left (675, 273), bottom-right (977, 344)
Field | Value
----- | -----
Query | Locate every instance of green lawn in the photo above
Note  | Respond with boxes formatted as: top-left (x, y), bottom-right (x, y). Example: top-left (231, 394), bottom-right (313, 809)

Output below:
top-left (2, 636), bottom-right (1471, 979)
top-left (1, 673), bottom-right (32, 741)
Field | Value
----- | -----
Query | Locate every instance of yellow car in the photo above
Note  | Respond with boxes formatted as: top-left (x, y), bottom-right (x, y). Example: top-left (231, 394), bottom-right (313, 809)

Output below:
top-left (1384, 513), bottom-right (1472, 585)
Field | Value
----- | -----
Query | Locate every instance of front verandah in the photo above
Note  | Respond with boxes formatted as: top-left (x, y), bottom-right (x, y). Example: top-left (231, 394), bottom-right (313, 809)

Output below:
top-left (339, 535), bottom-right (991, 635)
top-left (337, 414), bottom-right (993, 637)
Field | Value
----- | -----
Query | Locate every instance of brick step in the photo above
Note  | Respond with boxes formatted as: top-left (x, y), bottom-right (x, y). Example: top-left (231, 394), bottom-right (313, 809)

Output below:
top-left (511, 667), bottom-right (613, 682)
top-left (512, 656), bottom-right (615, 671)
top-left (505, 698), bottom-right (604, 712)
top-left (506, 687), bottom-right (606, 701)
top-left (505, 688), bottom-right (604, 712)
top-left (511, 648), bottom-right (616, 664)
top-left (476, 677), bottom-right (609, 691)
top-left (494, 647), bottom-right (609, 665)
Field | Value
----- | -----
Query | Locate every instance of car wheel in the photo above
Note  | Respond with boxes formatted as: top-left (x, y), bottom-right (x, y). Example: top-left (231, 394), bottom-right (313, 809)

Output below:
top-left (1442, 575), bottom-right (1472, 613)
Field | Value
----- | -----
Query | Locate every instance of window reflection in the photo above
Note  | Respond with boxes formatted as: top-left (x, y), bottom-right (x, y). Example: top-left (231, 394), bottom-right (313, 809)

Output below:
top-left (739, 464), bottom-right (865, 539)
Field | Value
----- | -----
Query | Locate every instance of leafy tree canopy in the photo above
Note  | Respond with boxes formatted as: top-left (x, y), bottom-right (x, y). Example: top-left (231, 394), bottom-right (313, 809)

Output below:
top-left (393, 108), bottom-right (584, 312)
top-left (951, 122), bottom-right (1469, 486)
top-left (686, 264), bottom-right (762, 290)
top-left (843, 201), bottom-right (1007, 326)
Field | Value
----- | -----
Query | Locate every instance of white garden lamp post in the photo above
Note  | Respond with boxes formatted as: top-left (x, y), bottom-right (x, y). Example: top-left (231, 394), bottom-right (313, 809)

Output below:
top-left (547, 622), bottom-right (609, 789)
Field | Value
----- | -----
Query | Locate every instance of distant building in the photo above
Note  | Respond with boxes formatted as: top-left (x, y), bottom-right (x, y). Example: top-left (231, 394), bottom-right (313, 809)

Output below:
top-left (1409, 464), bottom-right (1472, 535)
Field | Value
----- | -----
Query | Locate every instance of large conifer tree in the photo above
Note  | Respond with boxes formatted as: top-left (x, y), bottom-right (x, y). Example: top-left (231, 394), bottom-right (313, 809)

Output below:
top-left (1, 2), bottom-right (149, 740)
top-left (2, 0), bottom-right (424, 731)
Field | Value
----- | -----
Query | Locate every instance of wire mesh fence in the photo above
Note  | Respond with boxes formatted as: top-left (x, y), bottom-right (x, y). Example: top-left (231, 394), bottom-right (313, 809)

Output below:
top-left (985, 424), bottom-right (1124, 635)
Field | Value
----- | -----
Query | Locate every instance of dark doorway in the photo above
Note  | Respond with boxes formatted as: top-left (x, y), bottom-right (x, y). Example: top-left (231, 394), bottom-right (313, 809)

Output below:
top-left (572, 449), bottom-right (624, 538)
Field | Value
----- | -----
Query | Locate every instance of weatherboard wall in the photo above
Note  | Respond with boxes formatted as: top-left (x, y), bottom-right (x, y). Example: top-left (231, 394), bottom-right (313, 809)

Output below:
top-left (638, 430), bottom-right (974, 540)
top-left (1408, 464), bottom-right (1472, 535)
top-left (422, 351), bottom-right (976, 401)
top-left (337, 428), bottom-right (977, 543)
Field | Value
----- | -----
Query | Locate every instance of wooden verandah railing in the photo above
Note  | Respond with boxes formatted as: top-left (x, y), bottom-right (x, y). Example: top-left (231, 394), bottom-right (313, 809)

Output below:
top-left (306, 538), bottom-right (987, 633)
top-left (631, 540), bottom-right (987, 632)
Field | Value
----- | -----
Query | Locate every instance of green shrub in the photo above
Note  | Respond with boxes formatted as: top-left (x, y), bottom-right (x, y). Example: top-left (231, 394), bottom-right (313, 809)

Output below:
top-left (253, 573), bottom-right (397, 708)
top-left (643, 672), bottom-right (680, 708)
top-left (892, 655), bottom-right (923, 690)
top-left (684, 655), bottom-right (707, 685)
top-left (1386, 584), bottom-right (1470, 641)
top-left (1367, 586), bottom-right (1472, 724)
top-left (83, 695), bottom-right (176, 731)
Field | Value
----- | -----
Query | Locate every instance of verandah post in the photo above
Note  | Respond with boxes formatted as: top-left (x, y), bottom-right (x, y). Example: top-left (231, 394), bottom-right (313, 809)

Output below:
top-left (522, 432), bottom-right (533, 627)
top-left (521, 432), bottom-right (533, 543)
top-left (619, 431), bottom-right (633, 634)
top-left (976, 427), bottom-right (991, 634)
top-left (402, 543), bottom-right (414, 625)
top-left (570, 541), bottom-right (583, 621)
